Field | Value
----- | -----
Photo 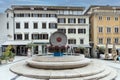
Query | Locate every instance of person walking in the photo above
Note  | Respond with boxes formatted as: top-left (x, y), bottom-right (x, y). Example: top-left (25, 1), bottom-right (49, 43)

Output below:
top-left (118, 55), bottom-right (120, 62)
top-left (27, 48), bottom-right (31, 57)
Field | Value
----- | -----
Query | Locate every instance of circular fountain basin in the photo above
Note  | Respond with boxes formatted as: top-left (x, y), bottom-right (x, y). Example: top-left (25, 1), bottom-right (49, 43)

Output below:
top-left (10, 55), bottom-right (117, 80)
top-left (32, 55), bottom-right (85, 62)
top-left (27, 55), bottom-right (91, 69)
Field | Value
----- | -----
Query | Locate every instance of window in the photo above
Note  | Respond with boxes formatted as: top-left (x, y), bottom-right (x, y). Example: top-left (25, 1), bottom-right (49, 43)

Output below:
top-left (14, 34), bottom-right (22, 40)
top-left (49, 23), bottom-right (57, 29)
top-left (68, 18), bottom-right (76, 23)
top-left (69, 10), bottom-right (73, 14)
top-left (114, 27), bottom-right (119, 33)
top-left (114, 38), bottom-right (119, 44)
top-left (98, 16), bottom-right (102, 20)
top-left (16, 22), bottom-right (20, 29)
top-left (14, 14), bottom-right (21, 17)
top-left (33, 23), bottom-right (38, 29)
top-left (17, 14), bottom-right (21, 17)
top-left (24, 22), bottom-right (29, 29)
top-left (107, 38), bottom-right (111, 44)
top-left (14, 13), bottom-right (30, 17)
top-left (24, 13), bottom-right (30, 17)
top-left (68, 39), bottom-right (76, 44)
top-left (39, 34), bottom-right (48, 40)
top-left (7, 22), bottom-right (9, 29)
top-left (20, 14), bottom-right (24, 17)
top-left (41, 14), bottom-right (48, 17)
top-left (98, 38), bottom-right (103, 44)
top-left (68, 28), bottom-right (76, 34)
top-left (58, 18), bottom-right (66, 23)
top-left (32, 34), bottom-right (39, 40)
top-left (98, 27), bottom-right (103, 33)
top-left (115, 17), bottom-right (118, 21)
top-left (107, 17), bottom-right (110, 21)
top-left (24, 33), bottom-right (29, 40)
top-left (80, 39), bottom-right (84, 44)
top-left (49, 14), bottom-right (56, 17)
top-left (32, 14), bottom-right (39, 17)
top-left (78, 29), bottom-right (86, 34)
top-left (42, 23), bottom-right (46, 29)
top-left (78, 18), bottom-right (86, 23)
top-left (7, 13), bottom-right (9, 18)
top-left (59, 10), bottom-right (64, 14)
top-left (58, 29), bottom-right (66, 33)
top-left (107, 27), bottom-right (111, 33)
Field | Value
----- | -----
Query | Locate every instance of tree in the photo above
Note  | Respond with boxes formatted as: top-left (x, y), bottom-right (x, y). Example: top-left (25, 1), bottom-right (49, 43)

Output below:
top-left (2, 45), bottom-right (15, 61)
top-left (97, 46), bottom-right (105, 54)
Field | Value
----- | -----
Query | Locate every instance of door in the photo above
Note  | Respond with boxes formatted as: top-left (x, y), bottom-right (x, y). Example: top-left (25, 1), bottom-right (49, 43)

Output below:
top-left (16, 45), bottom-right (27, 56)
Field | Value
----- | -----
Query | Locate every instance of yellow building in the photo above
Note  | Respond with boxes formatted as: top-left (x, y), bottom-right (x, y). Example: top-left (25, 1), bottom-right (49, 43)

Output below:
top-left (85, 5), bottom-right (120, 56)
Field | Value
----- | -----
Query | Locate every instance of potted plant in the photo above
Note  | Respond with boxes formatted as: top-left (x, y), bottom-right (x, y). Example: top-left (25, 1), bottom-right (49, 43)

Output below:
top-left (3, 45), bottom-right (15, 62)
top-left (97, 46), bottom-right (105, 54)
top-left (8, 52), bottom-right (15, 62)
top-left (0, 55), bottom-right (7, 64)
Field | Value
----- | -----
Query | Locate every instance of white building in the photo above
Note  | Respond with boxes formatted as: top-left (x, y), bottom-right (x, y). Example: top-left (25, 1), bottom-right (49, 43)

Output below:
top-left (0, 13), bottom-right (7, 55)
top-left (1, 5), bottom-right (90, 56)
top-left (57, 15), bottom-right (89, 46)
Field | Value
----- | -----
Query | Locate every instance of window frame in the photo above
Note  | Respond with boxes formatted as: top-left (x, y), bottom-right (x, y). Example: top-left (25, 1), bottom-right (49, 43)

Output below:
top-left (16, 22), bottom-right (20, 29)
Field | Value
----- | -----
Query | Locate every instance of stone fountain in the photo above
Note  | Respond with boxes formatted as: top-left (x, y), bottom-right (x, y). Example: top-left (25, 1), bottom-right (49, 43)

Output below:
top-left (10, 31), bottom-right (117, 80)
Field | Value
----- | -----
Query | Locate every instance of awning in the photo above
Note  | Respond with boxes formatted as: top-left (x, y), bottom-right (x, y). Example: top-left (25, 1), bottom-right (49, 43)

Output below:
top-left (33, 42), bottom-right (49, 44)
top-left (2, 41), bottom-right (31, 45)
top-left (68, 44), bottom-right (91, 48)
top-left (97, 44), bottom-right (105, 48)
top-left (97, 44), bottom-right (120, 49)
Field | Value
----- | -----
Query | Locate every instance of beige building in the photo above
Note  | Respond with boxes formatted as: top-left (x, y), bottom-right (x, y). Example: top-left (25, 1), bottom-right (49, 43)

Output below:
top-left (85, 5), bottom-right (120, 57)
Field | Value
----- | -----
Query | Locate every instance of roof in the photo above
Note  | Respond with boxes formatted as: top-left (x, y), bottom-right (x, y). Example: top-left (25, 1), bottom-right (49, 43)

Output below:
top-left (11, 5), bottom-right (85, 11)
top-left (84, 5), bottom-right (120, 15)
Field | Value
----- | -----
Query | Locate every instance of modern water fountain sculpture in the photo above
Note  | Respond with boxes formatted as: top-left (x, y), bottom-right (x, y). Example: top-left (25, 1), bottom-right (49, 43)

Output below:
top-left (10, 31), bottom-right (117, 80)
top-left (49, 31), bottom-right (68, 56)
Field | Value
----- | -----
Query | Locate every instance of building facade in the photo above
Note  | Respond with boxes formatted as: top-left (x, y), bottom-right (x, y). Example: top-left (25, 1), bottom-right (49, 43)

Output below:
top-left (85, 5), bottom-right (120, 57)
top-left (0, 13), bottom-right (7, 56)
top-left (57, 15), bottom-right (89, 47)
top-left (2, 5), bottom-right (90, 56)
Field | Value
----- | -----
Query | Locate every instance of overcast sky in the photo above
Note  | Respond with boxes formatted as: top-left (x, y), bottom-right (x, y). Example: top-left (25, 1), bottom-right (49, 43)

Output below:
top-left (0, 0), bottom-right (120, 13)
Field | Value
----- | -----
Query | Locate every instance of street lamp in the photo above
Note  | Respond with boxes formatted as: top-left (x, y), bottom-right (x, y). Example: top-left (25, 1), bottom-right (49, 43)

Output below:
top-left (89, 42), bottom-right (94, 58)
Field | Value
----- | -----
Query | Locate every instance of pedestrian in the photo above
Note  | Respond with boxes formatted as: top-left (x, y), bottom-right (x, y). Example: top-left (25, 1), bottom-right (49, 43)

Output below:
top-left (118, 55), bottom-right (120, 62)
top-left (27, 48), bottom-right (31, 57)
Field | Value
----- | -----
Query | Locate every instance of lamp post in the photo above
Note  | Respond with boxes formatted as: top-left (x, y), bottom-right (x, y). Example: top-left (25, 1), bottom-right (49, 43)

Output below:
top-left (89, 42), bottom-right (94, 58)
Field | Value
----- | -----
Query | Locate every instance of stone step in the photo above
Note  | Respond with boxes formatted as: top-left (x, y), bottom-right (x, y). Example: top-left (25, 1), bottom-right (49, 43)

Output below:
top-left (27, 58), bottom-right (91, 69)
top-left (32, 55), bottom-right (85, 62)
top-left (10, 61), bottom-right (106, 79)
top-left (99, 68), bottom-right (117, 80)
top-left (82, 67), bottom-right (111, 80)
top-left (49, 67), bottom-right (112, 80)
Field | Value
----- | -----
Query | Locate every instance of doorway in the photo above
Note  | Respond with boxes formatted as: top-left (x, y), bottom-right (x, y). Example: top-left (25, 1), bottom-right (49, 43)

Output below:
top-left (34, 46), bottom-right (38, 54)
top-left (16, 45), bottom-right (27, 56)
